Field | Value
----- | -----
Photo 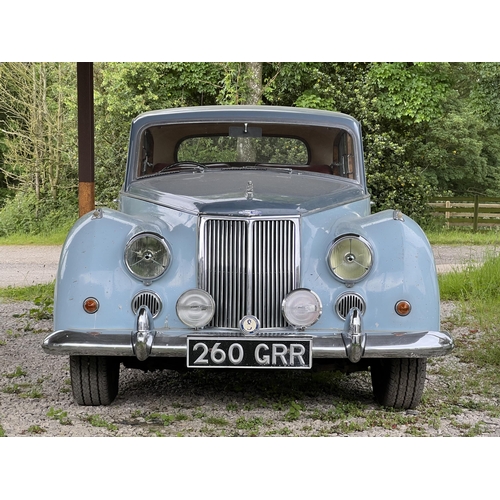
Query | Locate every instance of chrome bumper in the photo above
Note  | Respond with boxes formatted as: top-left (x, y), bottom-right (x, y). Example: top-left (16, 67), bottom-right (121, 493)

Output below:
top-left (43, 306), bottom-right (454, 361)
top-left (43, 324), bottom-right (454, 361)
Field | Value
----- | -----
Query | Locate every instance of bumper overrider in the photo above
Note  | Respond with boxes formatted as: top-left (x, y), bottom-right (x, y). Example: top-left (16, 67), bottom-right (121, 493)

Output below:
top-left (42, 306), bottom-right (454, 363)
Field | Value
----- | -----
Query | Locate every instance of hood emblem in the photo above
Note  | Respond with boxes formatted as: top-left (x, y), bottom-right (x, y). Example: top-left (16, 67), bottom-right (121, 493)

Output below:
top-left (238, 210), bottom-right (262, 216)
top-left (246, 180), bottom-right (254, 200)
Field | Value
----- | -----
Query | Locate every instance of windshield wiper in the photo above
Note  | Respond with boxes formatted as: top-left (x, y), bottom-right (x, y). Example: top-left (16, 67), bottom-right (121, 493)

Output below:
top-left (221, 165), bottom-right (293, 173)
top-left (160, 161), bottom-right (206, 172)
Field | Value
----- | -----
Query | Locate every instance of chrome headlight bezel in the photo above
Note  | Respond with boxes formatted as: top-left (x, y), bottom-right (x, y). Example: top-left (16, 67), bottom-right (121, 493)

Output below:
top-left (124, 233), bottom-right (171, 282)
top-left (327, 234), bottom-right (373, 284)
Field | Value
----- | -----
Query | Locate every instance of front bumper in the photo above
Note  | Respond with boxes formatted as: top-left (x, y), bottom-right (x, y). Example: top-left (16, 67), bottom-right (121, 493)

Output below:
top-left (43, 306), bottom-right (453, 362)
top-left (43, 328), bottom-right (454, 360)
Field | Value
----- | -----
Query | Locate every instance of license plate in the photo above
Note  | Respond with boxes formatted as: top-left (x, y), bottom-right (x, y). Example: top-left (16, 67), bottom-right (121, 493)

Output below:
top-left (187, 337), bottom-right (312, 369)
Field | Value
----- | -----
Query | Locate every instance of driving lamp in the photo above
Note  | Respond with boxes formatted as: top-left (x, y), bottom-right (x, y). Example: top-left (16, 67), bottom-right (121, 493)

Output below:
top-left (282, 289), bottom-right (322, 328)
top-left (176, 289), bottom-right (215, 328)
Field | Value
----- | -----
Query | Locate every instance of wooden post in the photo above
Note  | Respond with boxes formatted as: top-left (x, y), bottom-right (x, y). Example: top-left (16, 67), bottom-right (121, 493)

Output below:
top-left (77, 62), bottom-right (95, 217)
top-left (445, 200), bottom-right (451, 229)
top-left (473, 195), bottom-right (479, 232)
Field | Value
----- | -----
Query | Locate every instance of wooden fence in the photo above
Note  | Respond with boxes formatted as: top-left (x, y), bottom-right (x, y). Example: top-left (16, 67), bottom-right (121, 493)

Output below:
top-left (429, 196), bottom-right (500, 231)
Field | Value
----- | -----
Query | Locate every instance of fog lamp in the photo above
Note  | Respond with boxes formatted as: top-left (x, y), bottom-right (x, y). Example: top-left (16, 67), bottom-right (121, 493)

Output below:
top-left (282, 289), bottom-right (322, 328)
top-left (176, 289), bottom-right (215, 328)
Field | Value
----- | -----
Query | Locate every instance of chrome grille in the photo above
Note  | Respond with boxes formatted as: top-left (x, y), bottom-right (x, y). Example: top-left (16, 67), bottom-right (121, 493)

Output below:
top-left (200, 216), bottom-right (299, 329)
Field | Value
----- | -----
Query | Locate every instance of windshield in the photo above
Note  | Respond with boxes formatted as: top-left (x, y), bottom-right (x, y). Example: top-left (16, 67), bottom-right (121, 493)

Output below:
top-left (136, 121), bottom-right (357, 180)
top-left (178, 136), bottom-right (308, 164)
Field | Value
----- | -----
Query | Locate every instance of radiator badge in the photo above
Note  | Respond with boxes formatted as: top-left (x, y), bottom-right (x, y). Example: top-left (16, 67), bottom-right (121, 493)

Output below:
top-left (240, 315), bottom-right (260, 335)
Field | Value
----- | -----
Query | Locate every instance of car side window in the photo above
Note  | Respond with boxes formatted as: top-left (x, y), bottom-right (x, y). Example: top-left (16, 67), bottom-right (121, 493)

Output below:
top-left (332, 131), bottom-right (355, 179)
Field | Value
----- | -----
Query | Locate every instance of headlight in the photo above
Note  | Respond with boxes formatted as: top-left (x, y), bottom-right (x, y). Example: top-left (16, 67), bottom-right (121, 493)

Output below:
top-left (327, 235), bottom-right (373, 283)
top-left (124, 233), bottom-right (171, 281)
top-left (177, 289), bottom-right (215, 328)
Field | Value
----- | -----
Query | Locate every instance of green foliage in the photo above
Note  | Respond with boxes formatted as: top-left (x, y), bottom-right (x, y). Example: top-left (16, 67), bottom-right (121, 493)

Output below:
top-left (439, 254), bottom-right (500, 301)
top-left (1, 62), bottom-right (500, 233)
top-left (0, 229), bottom-right (68, 245)
top-left (369, 62), bottom-right (450, 123)
top-left (0, 190), bottom-right (77, 238)
top-left (178, 135), bottom-right (308, 164)
top-left (411, 101), bottom-right (500, 195)
top-left (0, 282), bottom-right (54, 303)
top-left (289, 63), bottom-right (436, 223)
top-left (47, 407), bottom-right (72, 425)
top-left (27, 425), bottom-right (46, 434)
top-left (437, 254), bottom-right (500, 391)
top-left (425, 227), bottom-right (500, 245)
top-left (85, 414), bottom-right (117, 431)
top-left (5, 366), bottom-right (27, 378)
top-left (367, 161), bottom-right (433, 223)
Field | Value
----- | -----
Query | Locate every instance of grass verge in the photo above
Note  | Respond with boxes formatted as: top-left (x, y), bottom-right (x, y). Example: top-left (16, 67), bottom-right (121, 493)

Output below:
top-left (0, 229), bottom-right (68, 246)
top-left (438, 254), bottom-right (500, 402)
top-left (425, 227), bottom-right (500, 245)
top-left (0, 283), bottom-right (54, 303)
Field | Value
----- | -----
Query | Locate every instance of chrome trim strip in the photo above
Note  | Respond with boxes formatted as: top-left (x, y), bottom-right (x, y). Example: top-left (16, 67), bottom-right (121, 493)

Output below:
top-left (43, 329), bottom-right (454, 359)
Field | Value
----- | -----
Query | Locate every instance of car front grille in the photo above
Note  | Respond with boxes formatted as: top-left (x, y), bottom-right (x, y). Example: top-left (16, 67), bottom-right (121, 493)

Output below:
top-left (199, 216), bottom-right (300, 329)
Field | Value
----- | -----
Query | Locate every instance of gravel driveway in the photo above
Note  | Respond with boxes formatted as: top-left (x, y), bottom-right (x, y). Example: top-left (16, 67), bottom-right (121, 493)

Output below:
top-left (0, 245), bottom-right (61, 288)
top-left (1, 245), bottom-right (499, 437)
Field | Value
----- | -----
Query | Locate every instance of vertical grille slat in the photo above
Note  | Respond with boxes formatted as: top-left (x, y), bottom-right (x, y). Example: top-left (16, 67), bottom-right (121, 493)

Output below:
top-left (200, 216), bottom-right (299, 330)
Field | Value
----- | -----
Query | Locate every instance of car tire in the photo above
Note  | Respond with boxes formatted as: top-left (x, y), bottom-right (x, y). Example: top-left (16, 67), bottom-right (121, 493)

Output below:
top-left (370, 358), bottom-right (426, 410)
top-left (70, 355), bottom-right (120, 406)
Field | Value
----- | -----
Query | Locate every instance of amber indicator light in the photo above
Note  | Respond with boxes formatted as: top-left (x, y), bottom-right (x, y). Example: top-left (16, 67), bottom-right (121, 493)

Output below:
top-left (395, 300), bottom-right (411, 316)
top-left (83, 298), bottom-right (99, 314)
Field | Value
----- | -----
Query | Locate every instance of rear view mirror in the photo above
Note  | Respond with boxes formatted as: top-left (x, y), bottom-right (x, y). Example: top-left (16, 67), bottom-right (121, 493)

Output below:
top-left (229, 124), bottom-right (262, 138)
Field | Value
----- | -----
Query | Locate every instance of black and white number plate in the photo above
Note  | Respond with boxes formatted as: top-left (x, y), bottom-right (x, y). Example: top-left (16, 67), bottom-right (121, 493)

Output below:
top-left (187, 337), bottom-right (312, 369)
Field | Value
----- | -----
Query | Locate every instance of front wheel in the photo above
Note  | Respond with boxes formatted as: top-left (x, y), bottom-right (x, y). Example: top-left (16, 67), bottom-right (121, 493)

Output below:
top-left (70, 355), bottom-right (120, 406)
top-left (370, 358), bottom-right (427, 410)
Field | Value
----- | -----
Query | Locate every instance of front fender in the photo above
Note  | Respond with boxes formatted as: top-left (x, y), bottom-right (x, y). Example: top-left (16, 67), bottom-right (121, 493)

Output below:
top-left (54, 208), bottom-right (197, 331)
top-left (301, 209), bottom-right (440, 332)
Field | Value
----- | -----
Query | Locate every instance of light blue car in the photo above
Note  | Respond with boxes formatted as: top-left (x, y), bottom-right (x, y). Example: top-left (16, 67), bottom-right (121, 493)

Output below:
top-left (42, 105), bottom-right (453, 409)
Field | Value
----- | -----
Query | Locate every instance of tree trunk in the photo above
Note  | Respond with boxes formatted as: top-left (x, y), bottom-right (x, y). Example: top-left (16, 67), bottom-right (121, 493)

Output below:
top-left (237, 62), bottom-right (263, 162)
top-left (244, 62), bottom-right (263, 105)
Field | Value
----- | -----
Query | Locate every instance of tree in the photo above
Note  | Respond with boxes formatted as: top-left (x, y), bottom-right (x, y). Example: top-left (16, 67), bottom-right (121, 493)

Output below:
top-left (0, 62), bottom-right (77, 202)
top-left (1, 61), bottom-right (500, 234)
top-left (92, 62), bottom-right (226, 204)
top-left (0, 62), bottom-right (78, 235)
